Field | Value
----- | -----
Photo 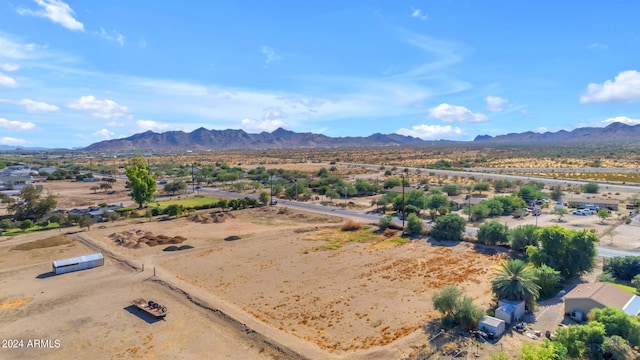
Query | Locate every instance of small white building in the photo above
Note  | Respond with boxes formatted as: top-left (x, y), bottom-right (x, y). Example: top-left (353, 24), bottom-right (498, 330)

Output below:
top-left (52, 253), bottom-right (104, 275)
top-left (495, 299), bottom-right (526, 324)
top-left (478, 315), bottom-right (506, 337)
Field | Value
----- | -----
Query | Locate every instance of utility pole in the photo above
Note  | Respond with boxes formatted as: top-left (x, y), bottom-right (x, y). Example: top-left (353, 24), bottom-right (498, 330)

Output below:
top-left (401, 174), bottom-right (406, 230)
top-left (191, 163), bottom-right (195, 194)
top-left (468, 188), bottom-right (471, 221)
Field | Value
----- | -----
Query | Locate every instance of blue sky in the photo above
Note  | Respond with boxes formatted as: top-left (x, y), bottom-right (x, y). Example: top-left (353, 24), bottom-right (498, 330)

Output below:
top-left (1, 1), bottom-right (640, 148)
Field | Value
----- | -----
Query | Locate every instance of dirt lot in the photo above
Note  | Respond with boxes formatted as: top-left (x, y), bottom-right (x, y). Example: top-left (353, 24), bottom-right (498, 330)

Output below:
top-left (0, 204), bottom-right (510, 360)
top-left (0, 231), bottom-right (296, 360)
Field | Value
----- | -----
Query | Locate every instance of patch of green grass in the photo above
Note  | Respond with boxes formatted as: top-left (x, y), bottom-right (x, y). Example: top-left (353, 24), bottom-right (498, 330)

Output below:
top-left (613, 283), bottom-right (637, 295)
top-left (1, 222), bottom-right (60, 236)
top-left (389, 237), bottom-right (409, 244)
top-left (314, 240), bottom-right (343, 251)
top-left (155, 196), bottom-right (218, 209)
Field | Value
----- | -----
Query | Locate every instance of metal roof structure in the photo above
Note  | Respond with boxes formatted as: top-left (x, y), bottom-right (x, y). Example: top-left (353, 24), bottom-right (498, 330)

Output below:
top-left (53, 253), bottom-right (104, 268)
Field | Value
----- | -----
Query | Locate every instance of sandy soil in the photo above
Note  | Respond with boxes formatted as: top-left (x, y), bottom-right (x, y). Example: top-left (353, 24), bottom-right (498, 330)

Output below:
top-left (42, 180), bottom-right (132, 209)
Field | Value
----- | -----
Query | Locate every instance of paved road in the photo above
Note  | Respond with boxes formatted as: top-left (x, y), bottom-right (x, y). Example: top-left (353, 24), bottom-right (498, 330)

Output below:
top-left (200, 188), bottom-right (638, 258)
top-left (340, 162), bottom-right (640, 193)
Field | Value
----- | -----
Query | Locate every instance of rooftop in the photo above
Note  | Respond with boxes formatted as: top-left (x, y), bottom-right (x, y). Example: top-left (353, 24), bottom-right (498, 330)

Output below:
top-left (565, 282), bottom-right (634, 312)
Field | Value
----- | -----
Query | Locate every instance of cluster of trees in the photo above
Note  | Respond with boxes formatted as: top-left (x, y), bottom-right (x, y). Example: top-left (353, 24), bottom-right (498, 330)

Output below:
top-left (432, 285), bottom-right (484, 329)
top-left (7, 185), bottom-right (57, 221)
top-left (602, 256), bottom-right (640, 290)
top-left (466, 195), bottom-right (528, 221)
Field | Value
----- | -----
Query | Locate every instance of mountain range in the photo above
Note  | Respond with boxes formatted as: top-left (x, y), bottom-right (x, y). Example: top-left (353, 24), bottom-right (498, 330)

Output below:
top-left (2, 122), bottom-right (638, 152)
top-left (82, 122), bottom-right (640, 152)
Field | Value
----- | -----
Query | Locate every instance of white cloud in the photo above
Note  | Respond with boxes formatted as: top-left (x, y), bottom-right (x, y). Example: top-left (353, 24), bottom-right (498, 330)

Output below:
top-left (580, 70), bottom-right (640, 104)
top-left (485, 96), bottom-right (508, 112)
top-left (68, 95), bottom-right (128, 118)
top-left (262, 107), bottom-right (286, 121)
top-left (602, 116), bottom-right (640, 125)
top-left (0, 73), bottom-right (18, 87)
top-left (136, 120), bottom-right (176, 132)
top-left (19, 99), bottom-right (59, 113)
top-left (0, 117), bottom-right (37, 131)
top-left (241, 118), bottom-right (286, 132)
top-left (396, 124), bottom-right (464, 140)
top-left (520, 109), bottom-right (534, 118)
top-left (411, 8), bottom-right (428, 21)
top-left (0, 63), bottom-right (20, 71)
top-left (0, 137), bottom-right (26, 145)
top-left (96, 28), bottom-right (125, 46)
top-left (587, 43), bottom-right (607, 50)
top-left (535, 127), bottom-right (548, 133)
top-left (261, 46), bottom-right (282, 65)
top-left (428, 103), bottom-right (488, 123)
top-left (0, 35), bottom-right (45, 60)
top-left (92, 128), bottom-right (115, 139)
top-left (17, 0), bottom-right (84, 31)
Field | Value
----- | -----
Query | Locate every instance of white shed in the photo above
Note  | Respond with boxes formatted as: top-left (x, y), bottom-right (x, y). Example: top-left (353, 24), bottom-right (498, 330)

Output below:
top-left (478, 315), bottom-right (505, 337)
top-left (52, 253), bottom-right (104, 275)
top-left (495, 299), bottom-right (525, 324)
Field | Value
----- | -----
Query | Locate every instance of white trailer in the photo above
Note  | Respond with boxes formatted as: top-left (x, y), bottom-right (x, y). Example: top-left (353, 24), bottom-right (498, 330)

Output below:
top-left (52, 253), bottom-right (104, 275)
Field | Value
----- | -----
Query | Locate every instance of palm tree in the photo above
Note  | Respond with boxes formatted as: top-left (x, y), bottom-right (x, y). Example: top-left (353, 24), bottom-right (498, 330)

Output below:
top-left (491, 259), bottom-right (540, 303)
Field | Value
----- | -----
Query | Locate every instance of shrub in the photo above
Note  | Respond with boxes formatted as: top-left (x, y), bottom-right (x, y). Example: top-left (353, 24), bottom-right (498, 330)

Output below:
top-left (341, 220), bottom-right (362, 231)
top-left (379, 215), bottom-right (393, 230)
top-left (406, 213), bottom-right (424, 235)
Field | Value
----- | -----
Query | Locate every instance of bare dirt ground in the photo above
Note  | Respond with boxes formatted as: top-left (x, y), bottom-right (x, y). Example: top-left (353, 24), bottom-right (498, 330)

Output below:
top-left (0, 204), bottom-right (508, 360)
top-left (42, 180), bottom-right (132, 209)
top-left (2, 159), bottom-right (639, 360)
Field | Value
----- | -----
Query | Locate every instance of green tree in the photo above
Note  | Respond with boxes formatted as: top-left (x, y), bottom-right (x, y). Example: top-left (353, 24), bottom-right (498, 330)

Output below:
top-left (259, 191), bottom-right (270, 206)
top-left (432, 285), bottom-right (483, 329)
top-left (473, 181), bottom-right (491, 195)
top-left (582, 182), bottom-right (600, 194)
top-left (164, 180), bottom-right (186, 195)
top-left (217, 199), bottom-right (228, 211)
top-left (554, 322), bottom-right (606, 359)
top-left (518, 341), bottom-right (567, 360)
top-left (7, 185), bottom-right (57, 221)
top-left (527, 225), bottom-right (598, 278)
top-left (406, 213), bottom-right (424, 235)
top-left (379, 215), bottom-right (393, 230)
top-left (603, 335), bottom-right (633, 360)
top-left (552, 208), bottom-right (568, 222)
top-left (431, 213), bottom-right (466, 241)
top-left (533, 264), bottom-right (563, 299)
top-left (325, 189), bottom-right (340, 202)
top-left (550, 186), bottom-right (564, 201)
top-left (491, 259), bottom-right (540, 305)
top-left (442, 183), bottom-right (460, 196)
top-left (432, 285), bottom-right (461, 323)
top-left (427, 193), bottom-right (450, 210)
top-left (20, 219), bottom-right (34, 232)
top-left (590, 307), bottom-right (640, 347)
top-left (78, 215), bottom-right (93, 230)
top-left (477, 221), bottom-right (509, 245)
top-left (165, 204), bottom-right (184, 218)
top-left (455, 296), bottom-right (484, 329)
top-left (632, 274), bottom-right (640, 291)
top-left (125, 154), bottom-right (156, 208)
top-left (509, 224), bottom-right (539, 251)
top-left (597, 208), bottom-right (611, 223)
top-left (469, 203), bottom-right (490, 221)
top-left (517, 185), bottom-right (541, 205)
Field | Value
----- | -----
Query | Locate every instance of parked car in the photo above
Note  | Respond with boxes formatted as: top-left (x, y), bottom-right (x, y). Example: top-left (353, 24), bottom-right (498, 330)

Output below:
top-left (573, 209), bottom-right (588, 215)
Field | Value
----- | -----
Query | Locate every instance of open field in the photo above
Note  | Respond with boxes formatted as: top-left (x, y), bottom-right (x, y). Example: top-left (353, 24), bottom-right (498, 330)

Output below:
top-left (2, 149), bottom-right (640, 359)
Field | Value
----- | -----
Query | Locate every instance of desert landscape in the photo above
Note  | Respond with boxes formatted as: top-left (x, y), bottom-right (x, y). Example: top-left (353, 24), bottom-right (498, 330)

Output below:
top-left (1, 152), bottom-right (640, 360)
